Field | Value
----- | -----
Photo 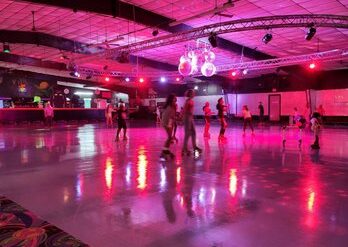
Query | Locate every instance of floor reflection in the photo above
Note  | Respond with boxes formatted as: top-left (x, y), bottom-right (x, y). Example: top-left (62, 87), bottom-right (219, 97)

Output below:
top-left (0, 123), bottom-right (347, 247)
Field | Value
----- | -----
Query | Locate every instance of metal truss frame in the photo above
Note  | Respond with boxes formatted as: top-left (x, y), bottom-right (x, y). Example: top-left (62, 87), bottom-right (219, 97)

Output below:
top-left (77, 49), bottom-right (348, 78)
top-left (101, 14), bottom-right (348, 58)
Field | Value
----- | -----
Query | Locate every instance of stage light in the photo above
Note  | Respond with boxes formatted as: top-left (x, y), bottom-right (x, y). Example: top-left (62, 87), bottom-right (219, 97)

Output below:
top-left (74, 71), bottom-right (80, 78)
top-left (74, 92), bottom-right (93, 96)
top-left (139, 78), bottom-right (144, 83)
top-left (309, 63), bottom-right (316, 69)
top-left (242, 69), bottom-right (248, 75)
top-left (125, 77), bottom-right (130, 82)
top-left (305, 27), bottom-right (316, 41)
top-left (231, 71), bottom-right (237, 77)
top-left (194, 85), bottom-right (199, 90)
top-left (152, 30), bottom-right (159, 37)
top-left (176, 77), bottom-right (180, 82)
top-left (160, 76), bottom-right (166, 83)
top-left (105, 77), bottom-right (110, 82)
top-left (262, 33), bottom-right (272, 44)
top-left (3, 43), bottom-right (10, 53)
top-left (208, 33), bottom-right (217, 48)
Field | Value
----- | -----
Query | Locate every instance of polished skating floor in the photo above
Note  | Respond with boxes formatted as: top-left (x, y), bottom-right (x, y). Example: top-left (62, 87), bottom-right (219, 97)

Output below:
top-left (0, 121), bottom-right (348, 247)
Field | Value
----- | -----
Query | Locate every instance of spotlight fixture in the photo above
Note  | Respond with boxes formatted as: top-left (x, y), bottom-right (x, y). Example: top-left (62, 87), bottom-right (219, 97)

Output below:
top-left (262, 33), bottom-right (273, 44)
top-left (160, 76), bottom-right (166, 83)
top-left (242, 69), bottom-right (248, 75)
top-left (175, 77), bottom-right (180, 82)
top-left (125, 77), bottom-right (130, 82)
top-left (3, 43), bottom-right (10, 53)
top-left (208, 33), bottom-right (217, 48)
top-left (105, 77), bottom-right (110, 82)
top-left (231, 71), bottom-right (237, 77)
top-left (139, 78), bottom-right (144, 83)
top-left (152, 29), bottom-right (159, 37)
top-left (305, 26), bottom-right (316, 41)
top-left (309, 62), bottom-right (316, 69)
top-left (194, 85), bottom-right (199, 90)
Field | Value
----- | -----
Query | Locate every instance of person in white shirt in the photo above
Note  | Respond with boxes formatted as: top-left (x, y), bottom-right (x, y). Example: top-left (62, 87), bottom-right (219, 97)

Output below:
top-left (310, 112), bottom-right (321, 149)
top-left (160, 94), bottom-right (177, 160)
top-left (242, 105), bottom-right (254, 136)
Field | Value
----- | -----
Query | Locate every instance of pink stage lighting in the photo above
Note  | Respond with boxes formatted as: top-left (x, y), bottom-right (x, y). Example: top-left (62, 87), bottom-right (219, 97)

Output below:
top-left (139, 78), bottom-right (144, 83)
top-left (176, 77), bottom-right (180, 82)
top-left (231, 71), bottom-right (237, 77)
top-left (309, 63), bottom-right (316, 69)
top-left (105, 77), bottom-right (110, 82)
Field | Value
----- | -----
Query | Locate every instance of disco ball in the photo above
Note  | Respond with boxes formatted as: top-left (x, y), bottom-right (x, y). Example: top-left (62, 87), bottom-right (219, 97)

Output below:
top-left (205, 51), bottom-right (216, 63)
top-left (178, 61), bottom-right (193, 76)
top-left (180, 55), bottom-right (188, 63)
top-left (188, 50), bottom-right (195, 58)
top-left (191, 65), bottom-right (199, 74)
top-left (191, 54), bottom-right (198, 67)
top-left (201, 62), bottom-right (216, 77)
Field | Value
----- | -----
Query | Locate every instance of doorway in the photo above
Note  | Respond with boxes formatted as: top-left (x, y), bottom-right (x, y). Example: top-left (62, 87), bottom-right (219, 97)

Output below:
top-left (269, 94), bottom-right (281, 121)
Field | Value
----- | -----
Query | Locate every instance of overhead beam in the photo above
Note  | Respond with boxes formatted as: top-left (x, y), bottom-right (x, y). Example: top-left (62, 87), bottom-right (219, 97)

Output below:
top-left (0, 30), bottom-right (177, 72)
top-left (20, 0), bottom-right (272, 60)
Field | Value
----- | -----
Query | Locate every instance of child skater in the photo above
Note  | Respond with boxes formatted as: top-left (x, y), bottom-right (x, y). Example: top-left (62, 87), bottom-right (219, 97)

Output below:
top-left (105, 102), bottom-right (114, 128)
top-left (216, 97), bottom-right (227, 141)
top-left (310, 112), bottom-right (321, 149)
top-left (182, 89), bottom-right (202, 155)
top-left (161, 94), bottom-right (177, 159)
top-left (115, 104), bottom-right (128, 141)
top-left (203, 102), bottom-right (213, 138)
top-left (242, 105), bottom-right (254, 136)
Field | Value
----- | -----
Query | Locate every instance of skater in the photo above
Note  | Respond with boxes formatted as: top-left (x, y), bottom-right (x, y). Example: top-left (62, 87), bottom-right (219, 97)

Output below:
top-left (216, 97), bottom-right (227, 141)
top-left (171, 103), bottom-right (179, 143)
top-left (182, 89), bottom-right (202, 155)
top-left (105, 102), bottom-right (114, 128)
top-left (156, 105), bottom-right (161, 124)
top-left (160, 94), bottom-right (177, 159)
top-left (310, 112), bottom-right (321, 149)
top-left (115, 104), bottom-right (128, 141)
top-left (258, 102), bottom-right (264, 123)
top-left (293, 107), bottom-right (301, 125)
top-left (203, 102), bottom-right (213, 138)
top-left (242, 105), bottom-right (254, 136)
top-left (317, 104), bottom-right (325, 124)
top-left (44, 101), bottom-right (54, 127)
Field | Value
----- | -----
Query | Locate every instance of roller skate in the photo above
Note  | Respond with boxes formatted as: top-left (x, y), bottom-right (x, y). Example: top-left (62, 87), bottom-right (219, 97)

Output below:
top-left (160, 150), bottom-right (175, 160)
top-left (311, 143), bottom-right (320, 149)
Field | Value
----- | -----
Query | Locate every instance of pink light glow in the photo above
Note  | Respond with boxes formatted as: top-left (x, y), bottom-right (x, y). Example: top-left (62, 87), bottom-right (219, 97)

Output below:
top-left (105, 77), bottom-right (110, 82)
top-left (139, 78), bottom-right (144, 83)
top-left (176, 77), bottom-right (180, 82)
top-left (231, 71), bottom-right (237, 77)
top-left (309, 63), bottom-right (316, 69)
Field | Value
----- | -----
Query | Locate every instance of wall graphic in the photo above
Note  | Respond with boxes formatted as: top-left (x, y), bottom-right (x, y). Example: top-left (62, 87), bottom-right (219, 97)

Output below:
top-left (0, 75), bottom-right (55, 98)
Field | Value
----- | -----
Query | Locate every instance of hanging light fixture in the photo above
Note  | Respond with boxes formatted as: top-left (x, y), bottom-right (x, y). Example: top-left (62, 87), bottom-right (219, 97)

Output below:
top-left (3, 43), bottom-right (10, 53)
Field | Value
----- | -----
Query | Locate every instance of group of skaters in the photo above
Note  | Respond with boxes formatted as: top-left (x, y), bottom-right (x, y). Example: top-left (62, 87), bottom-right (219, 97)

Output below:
top-left (159, 90), bottom-right (324, 159)
top-left (159, 90), bottom-right (261, 160)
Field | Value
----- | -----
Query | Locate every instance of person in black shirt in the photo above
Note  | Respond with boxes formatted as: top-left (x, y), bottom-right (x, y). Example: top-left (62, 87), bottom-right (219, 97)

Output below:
top-left (216, 97), bottom-right (227, 141)
top-left (115, 104), bottom-right (128, 141)
top-left (258, 102), bottom-right (264, 123)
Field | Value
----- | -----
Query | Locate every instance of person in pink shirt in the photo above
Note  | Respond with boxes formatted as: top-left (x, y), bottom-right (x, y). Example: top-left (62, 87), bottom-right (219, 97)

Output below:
top-left (44, 101), bottom-right (54, 127)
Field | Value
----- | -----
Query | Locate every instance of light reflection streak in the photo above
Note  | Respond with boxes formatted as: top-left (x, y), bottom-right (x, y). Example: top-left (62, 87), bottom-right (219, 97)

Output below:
top-left (76, 174), bottom-right (84, 200)
top-left (176, 167), bottom-right (181, 184)
top-left (229, 169), bottom-right (238, 197)
top-left (308, 191), bottom-right (315, 213)
top-left (105, 157), bottom-right (113, 190)
top-left (137, 149), bottom-right (148, 190)
top-left (160, 167), bottom-right (166, 191)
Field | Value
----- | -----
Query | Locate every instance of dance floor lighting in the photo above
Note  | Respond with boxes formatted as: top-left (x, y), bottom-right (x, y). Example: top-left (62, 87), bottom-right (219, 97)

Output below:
top-left (139, 78), bottom-right (144, 83)
top-left (160, 77), bottom-right (166, 83)
top-left (125, 77), bottom-right (130, 82)
top-left (231, 71), bottom-right (237, 77)
top-left (105, 77), bottom-right (110, 82)
top-left (309, 63), bottom-right (316, 69)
